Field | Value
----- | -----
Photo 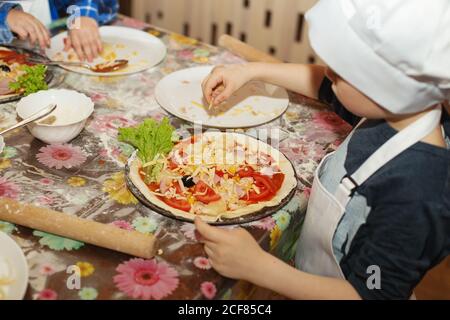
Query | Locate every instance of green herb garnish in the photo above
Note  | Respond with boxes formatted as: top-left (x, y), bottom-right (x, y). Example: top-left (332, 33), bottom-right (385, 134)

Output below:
top-left (118, 117), bottom-right (177, 183)
top-left (9, 64), bottom-right (48, 96)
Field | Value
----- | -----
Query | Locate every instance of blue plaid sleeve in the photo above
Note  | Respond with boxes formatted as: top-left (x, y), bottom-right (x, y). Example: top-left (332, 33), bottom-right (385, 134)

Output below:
top-left (0, 3), bottom-right (22, 44)
top-left (74, 0), bottom-right (118, 25)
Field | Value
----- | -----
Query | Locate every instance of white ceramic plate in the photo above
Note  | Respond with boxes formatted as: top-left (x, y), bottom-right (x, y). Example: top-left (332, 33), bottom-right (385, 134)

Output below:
top-left (155, 66), bottom-right (290, 128)
top-left (0, 232), bottom-right (28, 300)
top-left (46, 26), bottom-right (167, 76)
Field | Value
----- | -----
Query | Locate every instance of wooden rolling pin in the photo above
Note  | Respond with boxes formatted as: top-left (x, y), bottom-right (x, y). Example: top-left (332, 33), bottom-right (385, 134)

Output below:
top-left (218, 34), bottom-right (282, 63)
top-left (0, 198), bottom-right (156, 259)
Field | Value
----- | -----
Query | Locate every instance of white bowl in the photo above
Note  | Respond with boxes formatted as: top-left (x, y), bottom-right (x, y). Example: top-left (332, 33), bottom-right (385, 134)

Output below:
top-left (16, 89), bottom-right (94, 144)
top-left (0, 232), bottom-right (29, 300)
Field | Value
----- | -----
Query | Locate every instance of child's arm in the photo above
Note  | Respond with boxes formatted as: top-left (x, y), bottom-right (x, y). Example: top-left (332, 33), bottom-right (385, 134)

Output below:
top-left (65, 0), bottom-right (119, 61)
top-left (0, 3), bottom-right (19, 44)
top-left (73, 0), bottom-right (119, 26)
top-left (202, 63), bottom-right (326, 106)
top-left (194, 218), bottom-right (361, 300)
top-left (0, 4), bottom-right (50, 48)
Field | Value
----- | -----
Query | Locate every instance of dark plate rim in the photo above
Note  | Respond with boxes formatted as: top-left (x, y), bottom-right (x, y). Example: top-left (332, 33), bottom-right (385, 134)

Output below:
top-left (0, 45), bottom-right (54, 104)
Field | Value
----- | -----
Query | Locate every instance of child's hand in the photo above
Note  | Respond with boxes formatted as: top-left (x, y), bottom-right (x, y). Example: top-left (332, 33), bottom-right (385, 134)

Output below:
top-left (65, 17), bottom-right (103, 62)
top-left (202, 64), bottom-right (253, 106)
top-left (6, 9), bottom-right (50, 49)
top-left (194, 217), bottom-right (266, 281)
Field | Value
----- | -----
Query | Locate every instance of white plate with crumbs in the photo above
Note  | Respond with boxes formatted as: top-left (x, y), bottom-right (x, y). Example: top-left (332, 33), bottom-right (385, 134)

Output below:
top-left (46, 26), bottom-right (167, 76)
top-left (0, 232), bottom-right (28, 300)
top-left (155, 66), bottom-right (290, 128)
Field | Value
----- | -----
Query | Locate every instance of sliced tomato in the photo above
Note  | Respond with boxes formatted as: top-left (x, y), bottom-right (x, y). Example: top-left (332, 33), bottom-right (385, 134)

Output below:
top-left (253, 174), bottom-right (276, 193)
top-left (271, 173), bottom-right (285, 190)
top-left (160, 196), bottom-right (191, 212)
top-left (147, 182), bottom-right (159, 192)
top-left (237, 166), bottom-right (255, 178)
top-left (172, 180), bottom-right (184, 194)
top-left (215, 169), bottom-right (225, 178)
top-left (240, 174), bottom-right (278, 203)
top-left (168, 160), bottom-right (178, 170)
top-left (241, 187), bottom-right (274, 202)
top-left (193, 181), bottom-right (221, 204)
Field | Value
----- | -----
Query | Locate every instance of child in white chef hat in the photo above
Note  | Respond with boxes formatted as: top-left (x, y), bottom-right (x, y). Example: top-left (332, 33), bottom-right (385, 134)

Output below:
top-left (0, 1), bottom-right (118, 61)
top-left (196, 0), bottom-right (450, 299)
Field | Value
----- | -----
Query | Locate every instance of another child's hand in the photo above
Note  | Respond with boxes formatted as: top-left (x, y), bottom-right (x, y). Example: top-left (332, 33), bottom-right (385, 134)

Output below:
top-left (194, 217), bottom-right (266, 281)
top-left (202, 64), bottom-right (252, 106)
top-left (6, 9), bottom-right (50, 49)
top-left (65, 17), bottom-right (102, 62)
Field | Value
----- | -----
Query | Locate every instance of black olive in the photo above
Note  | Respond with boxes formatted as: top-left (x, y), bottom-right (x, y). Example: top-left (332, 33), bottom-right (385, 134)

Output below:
top-left (0, 65), bottom-right (11, 72)
top-left (182, 175), bottom-right (196, 188)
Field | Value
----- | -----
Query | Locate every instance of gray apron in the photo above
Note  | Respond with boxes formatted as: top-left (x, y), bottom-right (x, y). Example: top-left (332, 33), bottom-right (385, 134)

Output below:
top-left (297, 107), bottom-right (442, 285)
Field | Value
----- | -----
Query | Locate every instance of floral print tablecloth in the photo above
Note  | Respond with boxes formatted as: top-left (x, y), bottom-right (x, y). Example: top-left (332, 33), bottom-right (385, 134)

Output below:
top-left (0, 17), bottom-right (352, 300)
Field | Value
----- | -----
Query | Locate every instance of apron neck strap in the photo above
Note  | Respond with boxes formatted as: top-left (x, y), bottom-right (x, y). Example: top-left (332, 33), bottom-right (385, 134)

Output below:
top-left (336, 106), bottom-right (442, 204)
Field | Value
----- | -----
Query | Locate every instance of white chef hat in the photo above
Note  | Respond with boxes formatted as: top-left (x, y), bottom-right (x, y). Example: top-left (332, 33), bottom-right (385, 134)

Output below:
top-left (306, 0), bottom-right (450, 114)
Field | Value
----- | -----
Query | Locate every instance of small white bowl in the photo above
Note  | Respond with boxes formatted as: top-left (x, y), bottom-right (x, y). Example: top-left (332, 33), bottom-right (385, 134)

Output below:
top-left (16, 89), bottom-right (94, 144)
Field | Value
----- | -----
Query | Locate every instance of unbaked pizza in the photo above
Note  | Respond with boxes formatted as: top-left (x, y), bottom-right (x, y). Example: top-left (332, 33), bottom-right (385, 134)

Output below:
top-left (123, 121), bottom-right (297, 222)
top-left (0, 47), bottom-right (48, 99)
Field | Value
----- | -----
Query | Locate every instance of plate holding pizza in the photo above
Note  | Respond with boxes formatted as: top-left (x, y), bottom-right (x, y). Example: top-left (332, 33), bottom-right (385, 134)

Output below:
top-left (121, 118), bottom-right (297, 224)
top-left (0, 45), bottom-right (53, 104)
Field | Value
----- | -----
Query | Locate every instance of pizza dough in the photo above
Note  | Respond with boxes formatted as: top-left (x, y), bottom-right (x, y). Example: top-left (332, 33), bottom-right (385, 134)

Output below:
top-left (128, 132), bottom-right (298, 222)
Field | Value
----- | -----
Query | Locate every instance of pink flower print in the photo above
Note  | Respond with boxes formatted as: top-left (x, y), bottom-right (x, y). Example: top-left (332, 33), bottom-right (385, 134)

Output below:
top-left (250, 217), bottom-right (276, 231)
top-left (36, 144), bottom-right (87, 170)
top-left (313, 111), bottom-right (349, 132)
top-left (39, 178), bottom-right (54, 185)
top-left (39, 263), bottom-right (56, 276)
top-left (36, 289), bottom-right (58, 300)
top-left (177, 49), bottom-right (194, 60)
top-left (35, 195), bottom-right (54, 206)
top-left (180, 223), bottom-right (197, 241)
top-left (0, 177), bottom-right (20, 200)
top-left (110, 220), bottom-right (133, 231)
top-left (89, 92), bottom-right (107, 103)
top-left (193, 257), bottom-right (211, 270)
top-left (88, 115), bottom-right (137, 136)
top-left (114, 258), bottom-right (179, 300)
top-left (200, 281), bottom-right (217, 300)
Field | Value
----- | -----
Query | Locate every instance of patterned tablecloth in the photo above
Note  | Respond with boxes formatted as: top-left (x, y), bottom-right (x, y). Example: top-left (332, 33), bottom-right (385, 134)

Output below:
top-left (0, 16), bottom-right (351, 300)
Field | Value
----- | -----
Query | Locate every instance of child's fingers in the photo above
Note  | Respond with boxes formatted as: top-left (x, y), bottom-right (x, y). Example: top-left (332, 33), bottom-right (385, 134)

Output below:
top-left (33, 23), bottom-right (47, 49)
top-left (94, 30), bottom-right (103, 53)
top-left (204, 245), bottom-right (216, 260)
top-left (82, 39), bottom-right (95, 62)
top-left (64, 37), bottom-right (72, 52)
top-left (90, 33), bottom-right (102, 58)
top-left (26, 24), bottom-right (38, 46)
top-left (14, 26), bottom-right (28, 41)
top-left (204, 76), bottom-right (225, 105)
top-left (41, 24), bottom-right (51, 48)
top-left (194, 217), bottom-right (228, 243)
top-left (71, 35), bottom-right (85, 61)
top-left (213, 82), bottom-right (234, 105)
